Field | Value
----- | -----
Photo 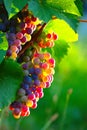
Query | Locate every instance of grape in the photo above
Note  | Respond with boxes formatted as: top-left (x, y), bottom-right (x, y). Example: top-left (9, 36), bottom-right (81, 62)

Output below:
top-left (34, 68), bottom-right (41, 75)
top-left (31, 16), bottom-right (37, 22)
top-left (22, 63), bottom-right (29, 70)
top-left (33, 58), bottom-right (40, 65)
top-left (20, 96), bottom-right (28, 103)
top-left (0, 23), bottom-right (6, 32)
top-left (6, 50), bottom-right (12, 56)
top-left (21, 36), bottom-right (27, 43)
top-left (36, 87), bottom-right (43, 92)
top-left (7, 33), bottom-right (16, 40)
top-left (29, 68), bottom-right (35, 74)
top-left (10, 45), bottom-right (18, 52)
top-left (44, 53), bottom-right (51, 60)
top-left (28, 93), bottom-right (35, 100)
top-left (23, 56), bottom-right (30, 62)
top-left (46, 82), bottom-right (51, 88)
top-left (13, 108), bottom-right (21, 115)
top-left (40, 62), bottom-right (49, 69)
top-left (8, 40), bottom-right (14, 46)
top-left (48, 58), bottom-right (55, 67)
top-left (13, 39), bottom-right (21, 46)
top-left (16, 32), bottom-right (23, 39)
top-left (11, 52), bottom-right (17, 60)
top-left (46, 40), bottom-right (54, 47)
top-left (20, 22), bottom-right (27, 29)
top-left (32, 101), bottom-right (37, 109)
top-left (26, 100), bottom-right (33, 107)
top-left (21, 83), bottom-right (29, 90)
top-left (34, 79), bottom-right (40, 86)
top-left (10, 101), bottom-right (22, 110)
top-left (52, 32), bottom-right (58, 40)
top-left (46, 33), bottom-right (52, 39)
top-left (23, 70), bottom-right (29, 76)
top-left (32, 74), bottom-right (38, 80)
top-left (24, 76), bottom-right (32, 84)
top-left (26, 28), bottom-right (33, 34)
top-left (13, 108), bottom-right (21, 119)
top-left (39, 91), bottom-right (44, 98)
top-left (21, 105), bottom-right (30, 117)
top-left (18, 88), bottom-right (26, 96)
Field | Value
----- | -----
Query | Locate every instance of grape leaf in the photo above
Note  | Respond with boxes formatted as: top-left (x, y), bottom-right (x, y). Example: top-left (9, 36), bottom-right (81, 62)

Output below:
top-left (28, 0), bottom-right (83, 31)
top-left (3, 0), bottom-right (28, 18)
top-left (3, 0), bottom-right (13, 17)
top-left (0, 50), bottom-right (6, 64)
top-left (75, 0), bottom-right (83, 16)
top-left (44, 19), bottom-right (78, 42)
top-left (0, 32), bottom-right (8, 64)
top-left (43, 19), bottom-right (78, 61)
top-left (52, 41), bottom-right (69, 62)
top-left (0, 59), bottom-right (24, 109)
top-left (13, 0), bottom-right (28, 11)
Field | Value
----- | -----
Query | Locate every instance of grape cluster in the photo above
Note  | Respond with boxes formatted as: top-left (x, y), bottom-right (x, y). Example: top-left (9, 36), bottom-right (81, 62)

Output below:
top-left (9, 31), bottom-right (57, 118)
top-left (38, 32), bottom-right (58, 48)
top-left (5, 10), bottom-right (58, 118)
top-left (6, 16), bottom-right (41, 60)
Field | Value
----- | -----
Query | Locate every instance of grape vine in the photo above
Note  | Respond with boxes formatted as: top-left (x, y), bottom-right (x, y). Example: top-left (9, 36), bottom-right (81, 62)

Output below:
top-left (0, 0), bottom-right (83, 122)
top-left (0, 6), bottom-right (58, 118)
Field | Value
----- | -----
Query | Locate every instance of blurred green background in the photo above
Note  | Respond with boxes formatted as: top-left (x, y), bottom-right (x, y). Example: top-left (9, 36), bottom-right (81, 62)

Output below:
top-left (0, 1), bottom-right (87, 130)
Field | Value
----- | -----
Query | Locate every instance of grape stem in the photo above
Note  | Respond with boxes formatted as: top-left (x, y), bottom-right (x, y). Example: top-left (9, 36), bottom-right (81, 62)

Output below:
top-left (18, 23), bottom-right (46, 57)
top-left (79, 19), bottom-right (87, 23)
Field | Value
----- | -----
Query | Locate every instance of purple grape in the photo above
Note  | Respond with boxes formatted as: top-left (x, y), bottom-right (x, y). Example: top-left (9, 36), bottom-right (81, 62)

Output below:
top-left (20, 22), bottom-right (27, 29)
top-left (0, 23), bottom-right (6, 32)
top-left (29, 68), bottom-right (35, 74)
top-left (7, 33), bottom-right (16, 40)
top-left (13, 108), bottom-right (21, 115)
top-left (10, 101), bottom-right (22, 109)
top-left (22, 63), bottom-right (29, 70)
top-left (24, 76), bottom-right (32, 84)
top-left (6, 50), bottom-right (12, 56)
top-left (8, 40), bottom-right (14, 46)
top-left (34, 68), bottom-right (41, 75)
top-left (32, 74), bottom-right (38, 80)
top-left (34, 79), bottom-right (40, 86)
top-left (26, 28), bottom-right (33, 34)
top-left (21, 82), bottom-right (29, 90)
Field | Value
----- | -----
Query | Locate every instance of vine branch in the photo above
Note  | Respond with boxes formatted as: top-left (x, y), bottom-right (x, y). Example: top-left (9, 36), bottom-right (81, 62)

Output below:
top-left (18, 23), bottom-right (46, 57)
top-left (79, 19), bottom-right (87, 23)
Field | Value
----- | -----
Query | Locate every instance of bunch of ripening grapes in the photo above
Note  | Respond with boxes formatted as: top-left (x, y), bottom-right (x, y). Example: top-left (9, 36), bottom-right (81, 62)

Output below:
top-left (6, 12), bottom-right (58, 118)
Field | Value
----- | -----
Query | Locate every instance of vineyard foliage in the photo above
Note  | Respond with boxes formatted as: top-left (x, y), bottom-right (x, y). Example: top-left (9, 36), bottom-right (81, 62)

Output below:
top-left (0, 0), bottom-right (83, 111)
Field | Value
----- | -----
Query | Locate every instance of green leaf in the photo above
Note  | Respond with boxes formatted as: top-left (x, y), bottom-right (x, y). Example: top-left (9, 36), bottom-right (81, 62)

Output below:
top-left (0, 50), bottom-right (6, 64)
top-left (52, 41), bottom-right (69, 62)
top-left (75, 0), bottom-right (83, 16)
top-left (13, 0), bottom-right (28, 11)
top-left (28, 0), bottom-right (83, 30)
top-left (0, 59), bottom-right (24, 109)
top-left (3, 0), bottom-right (13, 17)
top-left (0, 32), bottom-right (8, 64)
top-left (44, 19), bottom-right (78, 42)
top-left (10, 0), bottom-right (28, 18)
top-left (4, 0), bottom-right (28, 18)
top-left (43, 19), bottom-right (78, 61)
